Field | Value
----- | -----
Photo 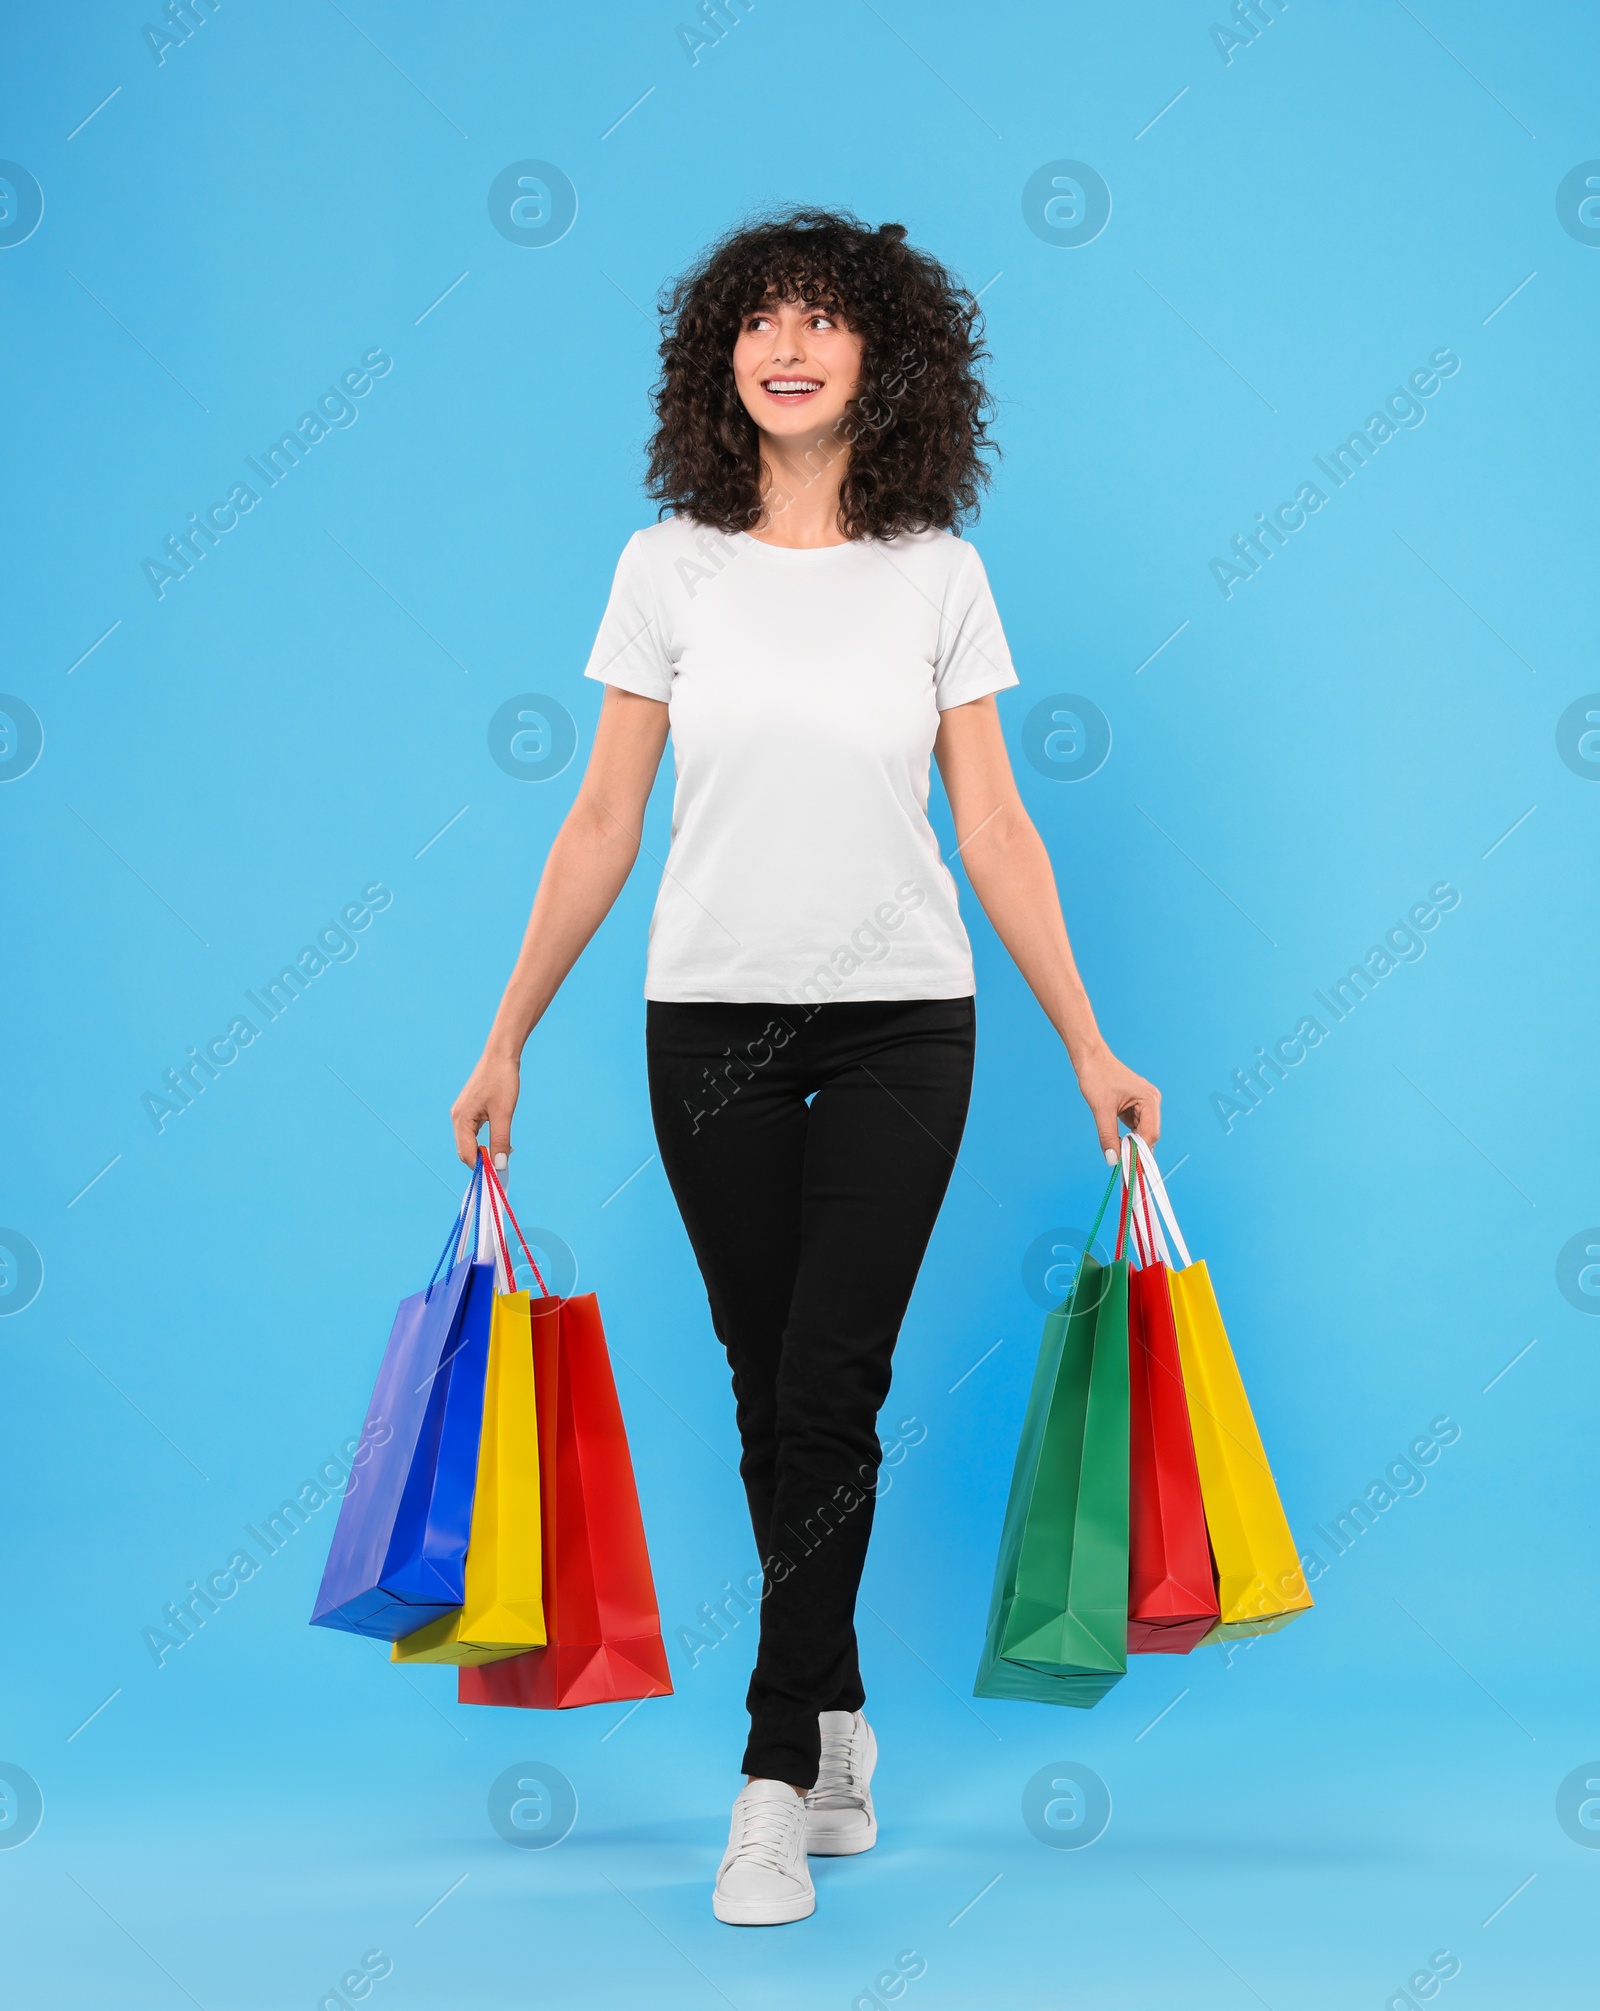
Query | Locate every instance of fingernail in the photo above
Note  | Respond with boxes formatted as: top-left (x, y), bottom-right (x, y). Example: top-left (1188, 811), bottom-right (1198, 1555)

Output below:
top-left (493, 1153), bottom-right (508, 1171)
top-left (1104, 1147), bottom-right (1118, 1165)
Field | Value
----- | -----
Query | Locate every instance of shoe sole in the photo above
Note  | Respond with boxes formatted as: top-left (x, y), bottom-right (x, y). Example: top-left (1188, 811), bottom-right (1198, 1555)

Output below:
top-left (805, 1816), bottom-right (878, 1857)
top-left (712, 1889), bottom-right (816, 1925)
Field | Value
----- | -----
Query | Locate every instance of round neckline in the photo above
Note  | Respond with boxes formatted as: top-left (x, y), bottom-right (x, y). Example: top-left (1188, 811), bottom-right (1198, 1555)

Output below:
top-left (735, 530), bottom-right (862, 556)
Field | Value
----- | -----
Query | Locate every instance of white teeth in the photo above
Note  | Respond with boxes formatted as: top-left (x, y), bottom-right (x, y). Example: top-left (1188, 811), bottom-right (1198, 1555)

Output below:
top-left (766, 380), bottom-right (820, 392)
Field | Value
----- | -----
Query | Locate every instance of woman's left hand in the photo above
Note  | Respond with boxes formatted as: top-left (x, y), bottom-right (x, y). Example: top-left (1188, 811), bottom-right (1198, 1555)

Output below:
top-left (1074, 1044), bottom-right (1161, 1156)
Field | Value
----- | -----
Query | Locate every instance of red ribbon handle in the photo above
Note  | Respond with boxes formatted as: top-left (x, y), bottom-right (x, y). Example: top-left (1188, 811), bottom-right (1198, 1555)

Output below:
top-left (1113, 1162), bottom-right (1134, 1261)
top-left (480, 1151), bottom-right (553, 1299)
top-left (476, 1148), bottom-right (517, 1287)
top-left (1115, 1138), bottom-right (1163, 1268)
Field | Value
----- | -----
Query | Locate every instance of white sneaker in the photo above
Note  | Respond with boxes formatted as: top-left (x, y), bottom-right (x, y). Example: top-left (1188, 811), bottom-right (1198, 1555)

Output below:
top-left (712, 1780), bottom-right (816, 1925)
top-left (804, 1710), bottom-right (878, 1856)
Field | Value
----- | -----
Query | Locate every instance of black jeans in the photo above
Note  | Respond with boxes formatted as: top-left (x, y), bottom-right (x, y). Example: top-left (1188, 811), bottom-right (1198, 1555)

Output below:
top-left (647, 997), bottom-right (975, 1789)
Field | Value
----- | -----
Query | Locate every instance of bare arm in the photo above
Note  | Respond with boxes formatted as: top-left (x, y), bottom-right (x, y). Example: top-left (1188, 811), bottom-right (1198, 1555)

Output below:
top-left (934, 694), bottom-right (1161, 1152)
top-left (451, 685), bottom-right (670, 1165)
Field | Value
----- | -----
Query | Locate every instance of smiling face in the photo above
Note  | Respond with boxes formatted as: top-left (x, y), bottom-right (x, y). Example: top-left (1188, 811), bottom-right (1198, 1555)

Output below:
top-left (731, 296), bottom-right (865, 443)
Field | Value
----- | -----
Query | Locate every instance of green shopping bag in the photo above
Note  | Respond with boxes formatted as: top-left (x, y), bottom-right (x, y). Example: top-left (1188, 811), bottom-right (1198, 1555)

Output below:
top-left (975, 1167), bottom-right (1131, 1707)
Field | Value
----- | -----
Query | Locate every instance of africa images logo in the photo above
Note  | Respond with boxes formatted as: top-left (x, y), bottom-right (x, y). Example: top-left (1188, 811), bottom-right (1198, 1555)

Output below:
top-left (1211, 883), bottom-right (1460, 1131)
top-left (1209, 348), bottom-right (1461, 599)
top-left (140, 349), bottom-right (394, 600)
top-left (142, 883), bottom-right (392, 1132)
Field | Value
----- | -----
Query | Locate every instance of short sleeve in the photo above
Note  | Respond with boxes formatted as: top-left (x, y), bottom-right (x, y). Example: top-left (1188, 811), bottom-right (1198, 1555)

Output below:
top-left (933, 541), bottom-right (1019, 710)
top-left (582, 533), bottom-right (673, 702)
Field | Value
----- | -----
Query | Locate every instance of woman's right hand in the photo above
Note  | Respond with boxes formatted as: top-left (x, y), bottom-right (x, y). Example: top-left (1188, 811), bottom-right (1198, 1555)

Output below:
top-left (451, 1047), bottom-right (521, 1169)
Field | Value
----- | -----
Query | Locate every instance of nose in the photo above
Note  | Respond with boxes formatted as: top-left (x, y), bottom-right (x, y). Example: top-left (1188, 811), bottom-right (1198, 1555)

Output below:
top-left (770, 316), bottom-right (806, 364)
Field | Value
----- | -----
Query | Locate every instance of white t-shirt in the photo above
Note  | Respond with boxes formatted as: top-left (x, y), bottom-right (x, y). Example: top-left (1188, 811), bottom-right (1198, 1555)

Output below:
top-left (582, 516), bottom-right (1019, 1004)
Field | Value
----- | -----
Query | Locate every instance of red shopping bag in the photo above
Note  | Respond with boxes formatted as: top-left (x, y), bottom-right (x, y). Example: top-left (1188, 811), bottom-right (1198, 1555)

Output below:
top-left (459, 1169), bottom-right (672, 1710)
top-left (1122, 1153), bottom-right (1219, 1654)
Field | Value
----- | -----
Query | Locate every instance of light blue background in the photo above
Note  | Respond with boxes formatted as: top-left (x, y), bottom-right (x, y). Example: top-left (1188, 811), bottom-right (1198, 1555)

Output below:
top-left (3, 3), bottom-right (1596, 2005)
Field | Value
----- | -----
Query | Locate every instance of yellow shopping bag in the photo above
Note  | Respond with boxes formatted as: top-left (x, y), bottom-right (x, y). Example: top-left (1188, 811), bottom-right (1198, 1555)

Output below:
top-left (392, 1287), bottom-right (546, 1666)
top-left (1129, 1142), bottom-right (1312, 1644)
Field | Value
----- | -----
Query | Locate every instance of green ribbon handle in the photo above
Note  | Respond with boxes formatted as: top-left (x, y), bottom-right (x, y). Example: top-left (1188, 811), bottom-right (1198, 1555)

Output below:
top-left (1064, 1159), bottom-right (1124, 1319)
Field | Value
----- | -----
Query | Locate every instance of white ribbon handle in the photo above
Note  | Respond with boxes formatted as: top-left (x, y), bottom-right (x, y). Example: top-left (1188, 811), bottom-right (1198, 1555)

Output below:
top-left (452, 1160), bottom-right (512, 1290)
top-left (1127, 1135), bottom-right (1191, 1270)
top-left (477, 1165), bottom-right (513, 1292)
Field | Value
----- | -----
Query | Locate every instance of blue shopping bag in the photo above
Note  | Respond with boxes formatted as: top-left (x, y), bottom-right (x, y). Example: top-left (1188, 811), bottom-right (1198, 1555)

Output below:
top-left (311, 1158), bottom-right (502, 1639)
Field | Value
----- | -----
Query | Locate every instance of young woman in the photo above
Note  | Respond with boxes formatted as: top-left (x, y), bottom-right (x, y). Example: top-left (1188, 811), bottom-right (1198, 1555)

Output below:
top-left (451, 207), bottom-right (1159, 1926)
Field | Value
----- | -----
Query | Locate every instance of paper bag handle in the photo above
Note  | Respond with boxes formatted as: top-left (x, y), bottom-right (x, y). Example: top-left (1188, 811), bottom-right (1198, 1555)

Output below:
top-left (1125, 1135), bottom-right (1191, 1270)
top-left (481, 1153), bottom-right (552, 1299)
top-left (425, 1158), bottom-right (484, 1298)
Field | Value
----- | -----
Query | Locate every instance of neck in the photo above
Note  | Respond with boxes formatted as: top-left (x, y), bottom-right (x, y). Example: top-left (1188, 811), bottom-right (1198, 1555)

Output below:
top-left (751, 426), bottom-right (852, 547)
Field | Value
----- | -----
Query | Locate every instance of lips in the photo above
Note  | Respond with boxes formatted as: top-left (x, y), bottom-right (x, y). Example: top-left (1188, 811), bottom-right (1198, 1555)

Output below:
top-left (761, 377), bottom-right (823, 403)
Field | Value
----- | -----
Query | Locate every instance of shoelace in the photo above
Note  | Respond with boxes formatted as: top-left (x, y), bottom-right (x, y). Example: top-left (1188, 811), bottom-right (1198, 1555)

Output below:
top-left (729, 1797), bottom-right (801, 1873)
top-left (807, 1723), bottom-right (864, 1809)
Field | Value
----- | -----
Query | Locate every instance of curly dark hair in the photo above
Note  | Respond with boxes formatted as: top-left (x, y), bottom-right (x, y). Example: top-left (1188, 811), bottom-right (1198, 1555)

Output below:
top-left (644, 205), bottom-right (997, 541)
